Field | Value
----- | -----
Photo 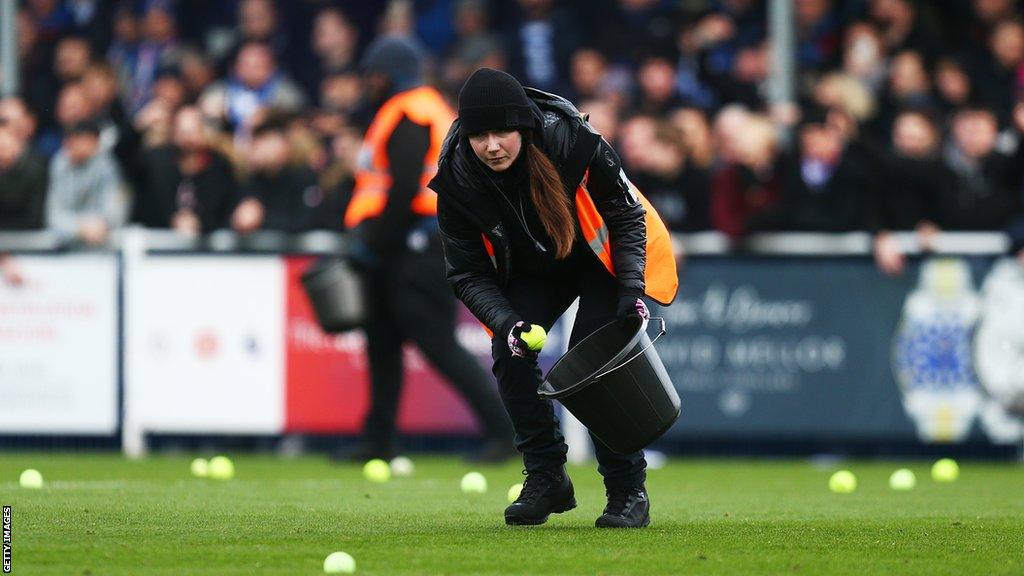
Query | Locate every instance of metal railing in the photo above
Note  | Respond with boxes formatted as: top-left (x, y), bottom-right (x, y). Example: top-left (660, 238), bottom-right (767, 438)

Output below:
top-left (0, 228), bottom-right (1014, 257)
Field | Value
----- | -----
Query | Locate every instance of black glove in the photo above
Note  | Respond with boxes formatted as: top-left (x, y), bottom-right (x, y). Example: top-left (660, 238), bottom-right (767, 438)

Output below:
top-left (616, 294), bottom-right (650, 324)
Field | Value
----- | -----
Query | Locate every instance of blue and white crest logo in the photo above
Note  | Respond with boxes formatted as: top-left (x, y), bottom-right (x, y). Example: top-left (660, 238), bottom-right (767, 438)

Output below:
top-left (893, 259), bottom-right (982, 442)
top-left (894, 316), bottom-right (975, 390)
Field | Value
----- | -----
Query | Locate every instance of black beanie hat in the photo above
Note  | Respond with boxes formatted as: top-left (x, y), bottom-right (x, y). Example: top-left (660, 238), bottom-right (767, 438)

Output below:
top-left (458, 68), bottom-right (535, 136)
top-left (360, 36), bottom-right (425, 93)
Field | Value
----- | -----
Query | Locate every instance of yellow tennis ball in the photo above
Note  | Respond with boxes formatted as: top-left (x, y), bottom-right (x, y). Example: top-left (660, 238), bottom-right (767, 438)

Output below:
top-left (460, 472), bottom-right (487, 493)
top-left (19, 469), bottom-right (43, 489)
top-left (932, 458), bottom-right (959, 482)
top-left (889, 468), bottom-right (916, 491)
top-left (363, 459), bottom-right (391, 483)
top-left (829, 470), bottom-right (857, 493)
top-left (507, 483), bottom-right (523, 504)
top-left (389, 456), bottom-right (414, 477)
top-left (323, 551), bottom-right (356, 574)
top-left (190, 458), bottom-right (209, 478)
top-left (208, 456), bottom-right (234, 480)
top-left (521, 325), bottom-right (547, 351)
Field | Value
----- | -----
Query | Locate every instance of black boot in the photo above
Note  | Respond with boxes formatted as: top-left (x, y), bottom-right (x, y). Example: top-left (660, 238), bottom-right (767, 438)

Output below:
top-left (595, 486), bottom-right (650, 528)
top-left (504, 468), bottom-right (576, 526)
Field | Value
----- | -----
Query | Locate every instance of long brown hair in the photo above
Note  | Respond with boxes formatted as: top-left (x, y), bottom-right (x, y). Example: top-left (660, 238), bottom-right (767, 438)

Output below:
top-left (525, 142), bottom-right (575, 258)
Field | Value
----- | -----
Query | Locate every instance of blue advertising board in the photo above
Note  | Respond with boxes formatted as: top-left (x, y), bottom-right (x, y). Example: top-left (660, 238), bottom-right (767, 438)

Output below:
top-left (649, 256), bottom-right (1024, 445)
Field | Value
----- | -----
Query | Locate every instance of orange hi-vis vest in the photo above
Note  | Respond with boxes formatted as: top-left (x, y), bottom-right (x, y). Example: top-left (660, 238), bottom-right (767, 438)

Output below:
top-left (481, 170), bottom-right (679, 306)
top-left (344, 86), bottom-right (455, 229)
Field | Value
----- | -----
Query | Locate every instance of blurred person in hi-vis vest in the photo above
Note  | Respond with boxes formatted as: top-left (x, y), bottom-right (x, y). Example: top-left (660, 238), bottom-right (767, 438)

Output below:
top-left (338, 37), bottom-right (513, 464)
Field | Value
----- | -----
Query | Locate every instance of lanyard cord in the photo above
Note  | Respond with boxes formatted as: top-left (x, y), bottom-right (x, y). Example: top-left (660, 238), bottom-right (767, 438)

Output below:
top-left (476, 160), bottom-right (548, 254)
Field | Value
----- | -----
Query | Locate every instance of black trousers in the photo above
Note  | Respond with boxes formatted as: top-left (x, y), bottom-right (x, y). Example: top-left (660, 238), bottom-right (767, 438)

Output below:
top-left (362, 236), bottom-right (512, 450)
top-left (490, 250), bottom-right (647, 491)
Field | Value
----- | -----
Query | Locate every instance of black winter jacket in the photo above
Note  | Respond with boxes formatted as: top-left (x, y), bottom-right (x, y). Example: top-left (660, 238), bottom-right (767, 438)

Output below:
top-left (0, 152), bottom-right (47, 230)
top-left (135, 147), bottom-right (236, 232)
top-left (428, 88), bottom-right (647, 337)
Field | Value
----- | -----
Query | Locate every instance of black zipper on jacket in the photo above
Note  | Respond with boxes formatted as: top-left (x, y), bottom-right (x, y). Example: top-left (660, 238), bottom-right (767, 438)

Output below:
top-left (488, 223), bottom-right (512, 284)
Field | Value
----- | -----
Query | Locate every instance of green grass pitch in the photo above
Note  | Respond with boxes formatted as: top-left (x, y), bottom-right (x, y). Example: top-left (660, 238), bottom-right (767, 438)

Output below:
top-left (2, 453), bottom-right (1023, 575)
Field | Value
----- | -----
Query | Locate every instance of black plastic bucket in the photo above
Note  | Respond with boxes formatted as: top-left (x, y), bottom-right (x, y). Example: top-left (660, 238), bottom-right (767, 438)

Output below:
top-left (538, 316), bottom-right (680, 454)
top-left (300, 257), bottom-right (366, 333)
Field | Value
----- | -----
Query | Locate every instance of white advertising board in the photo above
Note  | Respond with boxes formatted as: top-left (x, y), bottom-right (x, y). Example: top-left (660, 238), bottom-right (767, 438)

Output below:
top-left (0, 255), bottom-right (119, 433)
top-left (127, 256), bottom-right (285, 433)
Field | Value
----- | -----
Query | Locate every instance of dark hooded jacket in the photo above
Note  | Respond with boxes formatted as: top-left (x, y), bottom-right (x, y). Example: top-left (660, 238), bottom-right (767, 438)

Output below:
top-left (428, 88), bottom-right (647, 337)
top-left (352, 36), bottom-right (437, 256)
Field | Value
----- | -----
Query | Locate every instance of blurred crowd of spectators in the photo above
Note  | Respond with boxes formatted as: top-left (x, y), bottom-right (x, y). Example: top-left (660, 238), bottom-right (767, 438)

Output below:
top-left (2, 0), bottom-right (1024, 272)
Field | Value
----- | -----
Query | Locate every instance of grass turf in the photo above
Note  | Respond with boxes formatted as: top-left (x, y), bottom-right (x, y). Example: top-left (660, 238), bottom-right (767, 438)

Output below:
top-left (1, 453), bottom-right (1022, 575)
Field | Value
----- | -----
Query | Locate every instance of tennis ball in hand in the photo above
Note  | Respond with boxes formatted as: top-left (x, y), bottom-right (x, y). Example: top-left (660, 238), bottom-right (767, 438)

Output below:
top-left (323, 551), bottom-right (356, 574)
top-left (460, 472), bottom-right (487, 493)
top-left (932, 458), bottom-right (959, 482)
top-left (889, 468), bottom-right (916, 491)
top-left (190, 458), bottom-right (209, 478)
top-left (828, 470), bottom-right (857, 493)
top-left (521, 325), bottom-right (547, 351)
top-left (208, 456), bottom-right (235, 480)
top-left (19, 469), bottom-right (43, 489)
top-left (363, 459), bottom-right (391, 483)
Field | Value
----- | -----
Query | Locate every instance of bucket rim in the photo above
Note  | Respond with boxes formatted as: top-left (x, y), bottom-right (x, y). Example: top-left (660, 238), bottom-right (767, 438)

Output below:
top-left (537, 316), bottom-right (648, 399)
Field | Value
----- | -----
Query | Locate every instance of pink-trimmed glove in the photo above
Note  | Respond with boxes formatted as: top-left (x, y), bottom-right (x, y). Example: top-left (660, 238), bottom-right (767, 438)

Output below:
top-left (507, 321), bottom-right (544, 360)
top-left (616, 296), bottom-right (650, 322)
